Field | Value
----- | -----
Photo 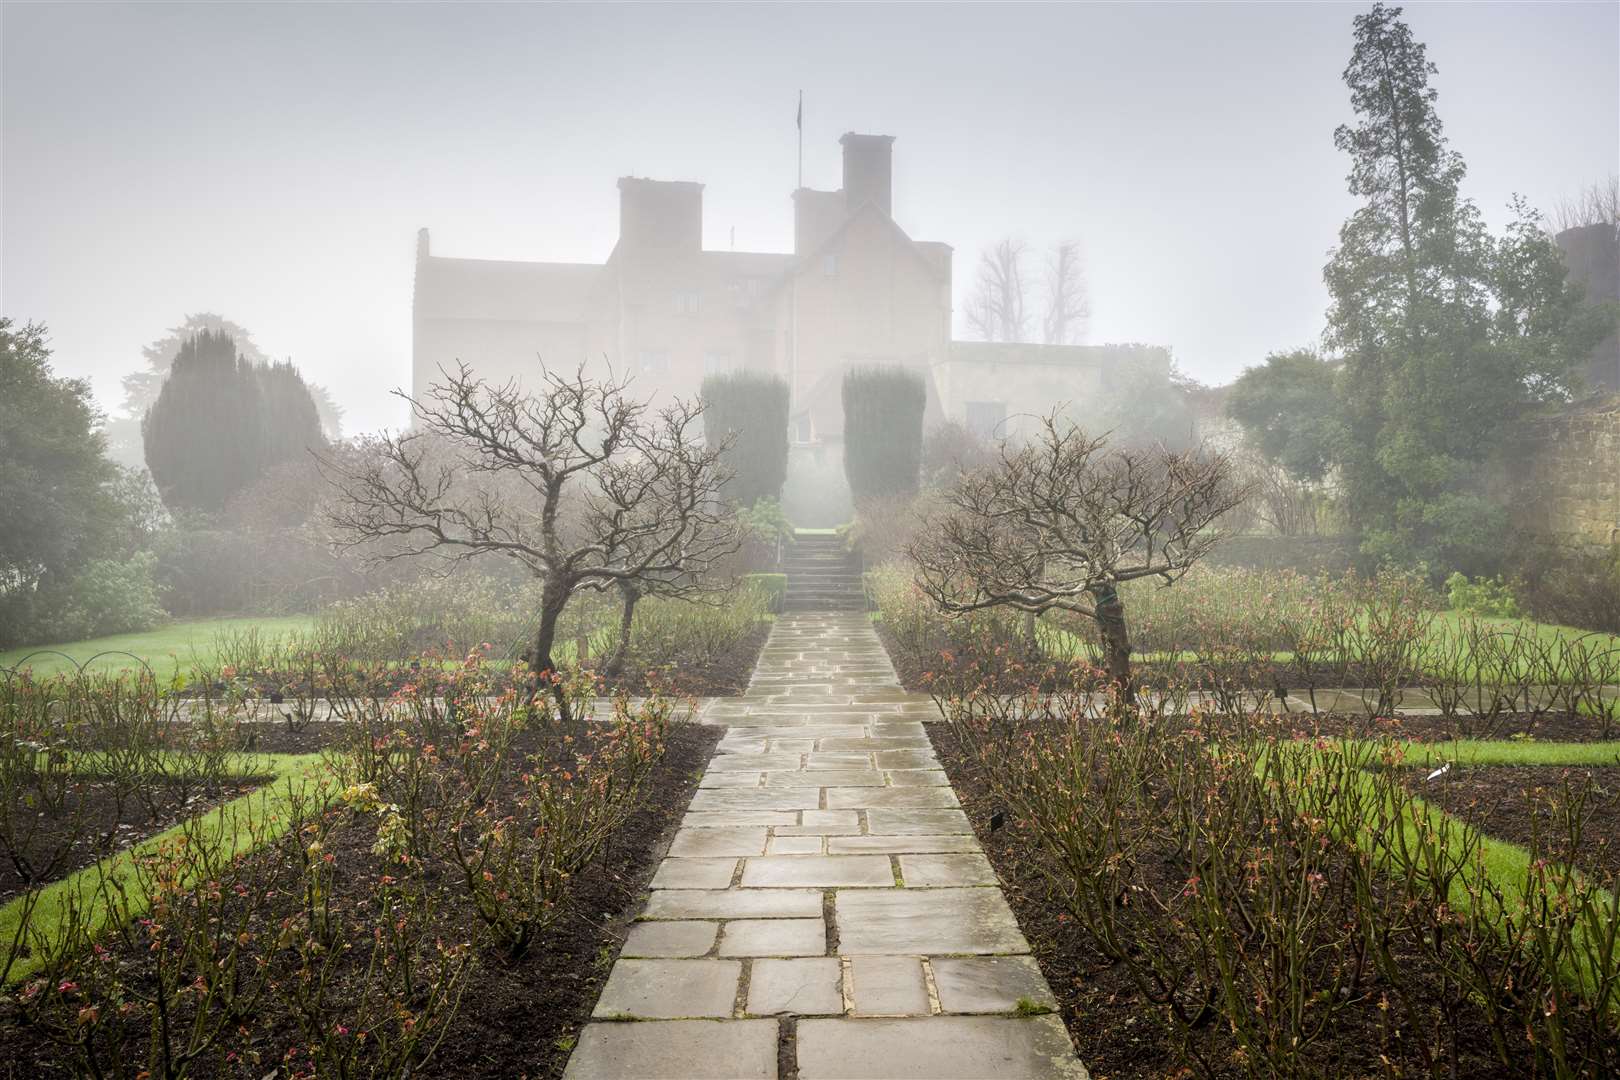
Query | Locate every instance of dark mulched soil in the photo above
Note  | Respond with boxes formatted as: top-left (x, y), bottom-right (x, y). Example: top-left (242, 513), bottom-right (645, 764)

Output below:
top-left (596, 623), bottom-right (771, 698)
top-left (0, 723), bottom-right (718, 1079)
top-left (1387, 710), bottom-right (1620, 743)
top-left (418, 723), bottom-right (717, 1079)
top-left (1401, 764), bottom-right (1620, 881)
top-left (0, 778), bottom-right (266, 903)
top-left (929, 721), bottom-right (1585, 1080)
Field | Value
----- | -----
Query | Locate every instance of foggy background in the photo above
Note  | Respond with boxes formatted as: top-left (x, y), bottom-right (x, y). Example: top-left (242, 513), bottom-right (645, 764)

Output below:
top-left (3, 1), bottom-right (1616, 435)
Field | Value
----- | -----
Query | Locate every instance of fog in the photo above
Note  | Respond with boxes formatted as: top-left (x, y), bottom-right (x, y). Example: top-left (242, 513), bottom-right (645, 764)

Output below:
top-left (3, 2), bottom-right (1615, 436)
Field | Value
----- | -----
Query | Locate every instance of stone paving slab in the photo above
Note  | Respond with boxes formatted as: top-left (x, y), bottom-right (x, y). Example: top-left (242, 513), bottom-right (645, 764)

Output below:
top-left (848, 955), bottom-right (930, 1016)
top-left (622, 921), bottom-right (720, 958)
top-left (668, 827), bottom-right (768, 857)
top-left (836, 888), bottom-right (1028, 955)
top-left (591, 959), bottom-right (741, 1019)
top-left (566, 613), bottom-right (1088, 1079)
top-left (562, 1019), bottom-right (779, 1079)
top-left (649, 857), bottom-right (738, 890)
top-left (718, 917), bottom-right (827, 956)
top-left (898, 852), bottom-right (999, 887)
top-left (740, 854), bottom-right (896, 888)
top-left (748, 957), bottom-right (844, 1015)
top-left (796, 1015), bottom-right (1088, 1079)
top-left (829, 834), bottom-right (980, 854)
top-left (642, 888), bottom-right (824, 920)
top-left (931, 956), bottom-right (1059, 1015)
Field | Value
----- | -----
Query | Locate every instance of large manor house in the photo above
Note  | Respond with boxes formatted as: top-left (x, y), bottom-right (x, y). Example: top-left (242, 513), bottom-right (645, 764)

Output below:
top-left (411, 132), bottom-right (1165, 458)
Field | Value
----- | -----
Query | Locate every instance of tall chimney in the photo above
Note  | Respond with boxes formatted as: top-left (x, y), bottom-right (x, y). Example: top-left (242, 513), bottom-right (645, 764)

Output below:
top-left (617, 177), bottom-right (704, 253)
top-left (840, 133), bottom-right (895, 216)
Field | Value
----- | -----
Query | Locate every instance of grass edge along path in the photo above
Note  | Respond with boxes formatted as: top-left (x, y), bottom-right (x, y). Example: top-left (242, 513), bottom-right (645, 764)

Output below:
top-left (0, 752), bottom-right (330, 986)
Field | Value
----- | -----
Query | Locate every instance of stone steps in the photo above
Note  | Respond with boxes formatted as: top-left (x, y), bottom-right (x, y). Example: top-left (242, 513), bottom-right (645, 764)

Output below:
top-left (781, 534), bottom-right (866, 614)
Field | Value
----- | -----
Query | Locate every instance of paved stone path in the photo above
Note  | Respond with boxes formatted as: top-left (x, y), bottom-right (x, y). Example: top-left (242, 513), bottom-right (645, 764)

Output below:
top-left (563, 612), bottom-right (1089, 1080)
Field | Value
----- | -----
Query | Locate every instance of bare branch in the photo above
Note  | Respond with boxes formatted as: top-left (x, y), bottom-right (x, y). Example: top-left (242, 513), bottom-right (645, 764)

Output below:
top-left (1042, 240), bottom-right (1090, 346)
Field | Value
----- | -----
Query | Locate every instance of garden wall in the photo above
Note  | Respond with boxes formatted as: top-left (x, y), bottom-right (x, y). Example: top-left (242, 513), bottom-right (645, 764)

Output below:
top-left (1513, 393), bottom-right (1620, 550)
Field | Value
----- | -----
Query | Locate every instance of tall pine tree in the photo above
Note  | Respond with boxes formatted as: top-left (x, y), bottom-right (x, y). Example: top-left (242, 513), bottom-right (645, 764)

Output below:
top-left (1324, 4), bottom-right (1602, 574)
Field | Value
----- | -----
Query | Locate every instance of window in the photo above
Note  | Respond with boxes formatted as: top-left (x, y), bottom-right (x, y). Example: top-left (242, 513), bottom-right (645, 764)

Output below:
top-left (822, 254), bottom-right (839, 278)
top-left (674, 290), bottom-right (700, 315)
top-left (637, 350), bottom-right (670, 375)
top-left (964, 400), bottom-right (1007, 440)
top-left (704, 351), bottom-right (733, 375)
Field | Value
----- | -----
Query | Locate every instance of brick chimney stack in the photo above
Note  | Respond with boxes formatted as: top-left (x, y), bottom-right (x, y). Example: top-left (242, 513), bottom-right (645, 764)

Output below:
top-left (617, 177), bottom-right (704, 253)
top-left (840, 133), bottom-right (895, 216)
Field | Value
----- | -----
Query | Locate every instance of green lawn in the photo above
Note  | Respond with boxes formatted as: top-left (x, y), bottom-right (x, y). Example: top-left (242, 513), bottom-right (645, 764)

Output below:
top-left (0, 752), bottom-right (328, 985)
top-left (1037, 610), bottom-right (1618, 676)
top-left (0, 616), bottom-right (317, 678)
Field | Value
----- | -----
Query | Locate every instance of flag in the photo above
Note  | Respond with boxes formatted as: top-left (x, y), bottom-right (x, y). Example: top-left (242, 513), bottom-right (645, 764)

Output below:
top-left (796, 91), bottom-right (802, 131)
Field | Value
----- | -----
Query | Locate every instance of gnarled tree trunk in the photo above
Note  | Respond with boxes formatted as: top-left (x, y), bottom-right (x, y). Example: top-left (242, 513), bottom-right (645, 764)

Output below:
top-left (530, 581), bottom-right (573, 723)
top-left (1089, 582), bottom-right (1133, 698)
top-left (605, 581), bottom-right (641, 679)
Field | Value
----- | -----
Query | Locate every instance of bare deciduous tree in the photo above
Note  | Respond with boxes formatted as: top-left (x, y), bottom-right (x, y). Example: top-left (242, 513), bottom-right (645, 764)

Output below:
top-left (964, 237), bottom-right (1090, 347)
top-left (1042, 240), bottom-right (1089, 345)
top-left (909, 413), bottom-right (1243, 691)
top-left (963, 238), bottom-right (1029, 343)
top-left (597, 443), bottom-right (743, 679)
top-left (1549, 175), bottom-right (1620, 233)
top-left (320, 363), bottom-right (738, 719)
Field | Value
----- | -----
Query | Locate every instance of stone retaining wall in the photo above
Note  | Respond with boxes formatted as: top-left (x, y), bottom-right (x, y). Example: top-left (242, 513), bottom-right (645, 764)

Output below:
top-left (1514, 394), bottom-right (1620, 550)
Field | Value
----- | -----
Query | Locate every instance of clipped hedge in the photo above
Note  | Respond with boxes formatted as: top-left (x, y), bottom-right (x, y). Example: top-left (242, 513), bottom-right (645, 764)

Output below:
top-left (842, 365), bottom-right (925, 501)
top-left (701, 372), bottom-right (790, 507)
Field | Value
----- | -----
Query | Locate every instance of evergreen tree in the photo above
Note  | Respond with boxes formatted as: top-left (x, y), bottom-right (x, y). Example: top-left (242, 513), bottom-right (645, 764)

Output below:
top-left (0, 319), bottom-right (119, 596)
top-left (142, 330), bottom-right (324, 513)
top-left (107, 313), bottom-right (343, 468)
top-left (256, 359), bottom-right (325, 468)
top-left (1324, 4), bottom-right (1603, 574)
top-left (700, 372), bottom-right (790, 506)
top-left (842, 366), bottom-right (926, 501)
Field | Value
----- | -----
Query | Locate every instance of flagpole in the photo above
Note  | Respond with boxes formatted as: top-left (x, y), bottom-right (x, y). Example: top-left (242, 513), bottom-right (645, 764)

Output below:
top-left (791, 90), bottom-right (802, 435)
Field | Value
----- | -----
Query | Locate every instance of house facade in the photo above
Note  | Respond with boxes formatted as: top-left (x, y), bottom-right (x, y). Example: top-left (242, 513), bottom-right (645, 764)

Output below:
top-left (411, 131), bottom-right (1173, 520)
top-left (413, 133), bottom-right (955, 444)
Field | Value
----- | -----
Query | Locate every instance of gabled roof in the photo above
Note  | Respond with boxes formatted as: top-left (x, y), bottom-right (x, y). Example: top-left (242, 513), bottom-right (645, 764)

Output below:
top-left (766, 200), bottom-right (951, 299)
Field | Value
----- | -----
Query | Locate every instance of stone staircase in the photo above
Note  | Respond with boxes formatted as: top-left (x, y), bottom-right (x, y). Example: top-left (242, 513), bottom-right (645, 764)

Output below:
top-left (782, 532), bottom-right (866, 612)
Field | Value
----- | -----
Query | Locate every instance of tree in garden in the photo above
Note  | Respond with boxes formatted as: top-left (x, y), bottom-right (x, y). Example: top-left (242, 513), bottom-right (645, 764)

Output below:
top-left (1225, 349), bottom-right (1344, 482)
top-left (700, 372), bottom-right (790, 506)
top-left (963, 237), bottom-right (1089, 346)
top-left (1549, 174), bottom-right (1619, 233)
top-left (0, 321), bottom-right (119, 627)
top-left (321, 364), bottom-right (738, 719)
top-left (963, 238), bottom-right (1029, 343)
top-left (598, 434), bottom-right (744, 679)
top-left (1324, 4), bottom-right (1609, 574)
top-left (842, 365), bottom-right (926, 501)
top-left (1041, 240), bottom-right (1090, 346)
top-left (256, 359), bottom-right (326, 467)
top-left (107, 313), bottom-right (343, 468)
top-left (909, 413), bottom-right (1242, 691)
top-left (1094, 350), bottom-right (1198, 450)
top-left (143, 330), bottom-right (325, 513)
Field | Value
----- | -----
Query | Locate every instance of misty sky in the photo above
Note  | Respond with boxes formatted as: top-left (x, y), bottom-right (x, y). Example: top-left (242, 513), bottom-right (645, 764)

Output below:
top-left (3, 1), bottom-right (1616, 435)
